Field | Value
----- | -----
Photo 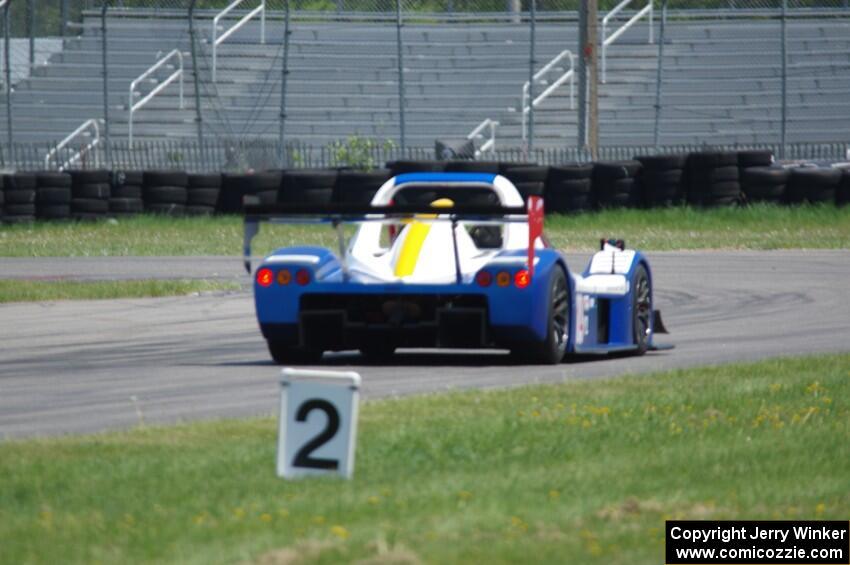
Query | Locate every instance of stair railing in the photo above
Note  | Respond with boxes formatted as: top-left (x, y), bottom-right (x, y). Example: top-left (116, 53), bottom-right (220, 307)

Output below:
top-left (467, 118), bottom-right (499, 158)
top-left (602, 0), bottom-right (654, 83)
top-left (211, 0), bottom-right (265, 82)
top-left (128, 49), bottom-right (184, 148)
top-left (521, 49), bottom-right (575, 144)
top-left (44, 119), bottom-right (101, 171)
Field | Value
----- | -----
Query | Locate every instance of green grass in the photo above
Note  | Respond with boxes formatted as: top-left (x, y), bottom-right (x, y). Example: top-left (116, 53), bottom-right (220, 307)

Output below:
top-left (0, 279), bottom-right (240, 303)
top-left (0, 204), bottom-right (848, 257)
top-left (2, 353), bottom-right (848, 564)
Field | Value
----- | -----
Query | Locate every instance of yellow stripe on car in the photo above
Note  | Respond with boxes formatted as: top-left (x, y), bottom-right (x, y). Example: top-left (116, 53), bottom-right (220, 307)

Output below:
top-left (393, 198), bottom-right (455, 278)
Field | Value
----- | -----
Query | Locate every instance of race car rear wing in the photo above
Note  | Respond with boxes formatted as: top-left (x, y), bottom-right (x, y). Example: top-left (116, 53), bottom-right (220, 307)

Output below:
top-left (242, 196), bottom-right (544, 281)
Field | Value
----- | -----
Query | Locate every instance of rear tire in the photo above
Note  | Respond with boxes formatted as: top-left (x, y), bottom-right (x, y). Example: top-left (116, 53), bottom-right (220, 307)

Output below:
top-left (518, 267), bottom-right (570, 365)
top-left (632, 264), bottom-right (651, 355)
top-left (267, 341), bottom-right (322, 365)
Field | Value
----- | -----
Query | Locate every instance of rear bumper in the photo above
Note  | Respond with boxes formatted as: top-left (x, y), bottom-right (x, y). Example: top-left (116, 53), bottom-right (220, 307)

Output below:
top-left (260, 292), bottom-right (540, 350)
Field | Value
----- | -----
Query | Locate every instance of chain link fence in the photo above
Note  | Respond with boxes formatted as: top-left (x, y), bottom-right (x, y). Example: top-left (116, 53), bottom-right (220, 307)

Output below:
top-left (1, 0), bottom-right (849, 170)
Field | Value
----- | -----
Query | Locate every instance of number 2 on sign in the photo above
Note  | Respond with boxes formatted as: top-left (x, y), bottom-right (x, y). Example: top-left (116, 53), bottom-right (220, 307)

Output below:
top-left (292, 399), bottom-right (340, 470)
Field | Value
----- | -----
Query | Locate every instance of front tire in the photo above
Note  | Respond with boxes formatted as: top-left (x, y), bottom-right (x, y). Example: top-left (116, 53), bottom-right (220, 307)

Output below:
top-left (267, 341), bottom-right (322, 365)
top-left (518, 267), bottom-right (570, 365)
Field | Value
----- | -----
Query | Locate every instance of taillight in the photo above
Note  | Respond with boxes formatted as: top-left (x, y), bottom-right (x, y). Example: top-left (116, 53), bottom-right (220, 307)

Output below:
top-left (496, 271), bottom-right (511, 287)
top-left (277, 269), bottom-right (292, 285)
top-left (475, 271), bottom-right (492, 287)
top-left (515, 270), bottom-right (530, 289)
top-left (295, 269), bottom-right (311, 286)
top-left (256, 268), bottom-right (273, 287)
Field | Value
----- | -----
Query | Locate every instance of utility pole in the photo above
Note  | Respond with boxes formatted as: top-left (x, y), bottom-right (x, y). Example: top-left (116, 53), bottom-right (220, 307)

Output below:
top-left (578, 0), bottom-right (599, 159)
top-left (587, 0), bottom-right (599, 159)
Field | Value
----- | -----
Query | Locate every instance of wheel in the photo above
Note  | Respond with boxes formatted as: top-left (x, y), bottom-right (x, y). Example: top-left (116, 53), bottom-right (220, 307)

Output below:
top-left (632, 263), bottom-right (651, 355)
top-left (359, 343), bottom-right (396, 360)
top-left (267, 341), bottom-right (322, 365)
top-left (519, 267), bottom-right (570, 365)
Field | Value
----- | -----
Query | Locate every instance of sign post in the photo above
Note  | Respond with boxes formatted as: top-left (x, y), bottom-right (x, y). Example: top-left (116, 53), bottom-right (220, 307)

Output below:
top-left (277, 368), bottom-right (361, 479)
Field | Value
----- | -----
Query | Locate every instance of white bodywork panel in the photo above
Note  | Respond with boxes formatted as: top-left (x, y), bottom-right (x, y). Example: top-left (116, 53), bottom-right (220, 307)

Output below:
top-left (571, 244), bottom-right (636, 297)
top-left (346, 175), bottom-right (537, 284)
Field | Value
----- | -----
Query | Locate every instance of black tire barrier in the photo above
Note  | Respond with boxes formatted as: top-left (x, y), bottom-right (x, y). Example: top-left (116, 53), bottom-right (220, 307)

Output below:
top-left (143, 170), bottom-right (188, 216)
top-left (146, 203), bottom-right (186, 216)
top-left (73, 183), bottom-right (111, 199)
top-left (686, 152), bottom-right (741, 207)
top-left (444, 161), bottom-right (500, 173)
top-left (786, 168), bottom-right (843, 204)
top-left (35, 172), bottom-right (72, 188)
top-left (39, 205), bottom-right (72, 220)
top-left (499, 165), bottom-right (547, 201)
top-left (35, 171), bottom-right (72, 221)
top-left (37, 187), bottom-right (73, 205)
top-left (110, 170), bottom-right (144, 216)
top-left (218, 171), bottom-right (282, 213)
top-left (636, 154), bottom-right (686, 208)
top-left (0, 175), bottom-right (4, 219)
top-left (737, 149), bottom-right (774, 169)
top-left (143, 170), bottom-right (188, 187)
top-left (187, 188), bottom-right (220, 207)
top-left (145, 186), bottom-right (188, 205)
top-left (593, 161), bottom-right (642, 208)
top-left (838, 170), bottom-right (850, 206)
top-left (386, 160), bottom-right (444, 175)
top-left (741, 167), bottom-right (789, 203)
top-left (69, 170), bottom-right (111, 220)
top-left (3, 172), bottom-right (37, 191)
top-left (187, 173), bottom-right (222, 189)
top-left (109, 198), bottom-right (144, 214)
top-left (280, 169), bottom-right (337, 205)
top-left (2, 173), bottom-right (38, 224)
top-left (546, 164), bottom-right (594, 214)
top-left (334, 169), bottom-right (392, 204)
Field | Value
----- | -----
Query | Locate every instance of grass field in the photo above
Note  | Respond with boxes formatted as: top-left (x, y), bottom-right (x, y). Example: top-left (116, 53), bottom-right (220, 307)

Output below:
top-left (0, 279), bottom-right (240, 303)
top-left (2, 353), bottom-right (848, 564)
top-left (0, 204), bottom-right (848, 257)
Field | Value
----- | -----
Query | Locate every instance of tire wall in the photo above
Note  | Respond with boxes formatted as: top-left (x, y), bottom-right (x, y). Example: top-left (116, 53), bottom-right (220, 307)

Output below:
top-left (2, 152), bottom-right (848, 223)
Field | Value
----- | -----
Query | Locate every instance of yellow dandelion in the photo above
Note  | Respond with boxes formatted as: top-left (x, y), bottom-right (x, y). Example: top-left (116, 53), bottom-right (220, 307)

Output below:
top-left (548, 490), bottom-right (560, 500)
top-left (233, 507), bottom-right (246, 519)
top-left (260, 513), bottom-right (273, 523)
top-left (531, 410), bottom-right (541, 418)
top-left (330, 525), bottom-right (350, 540)
top-left (816, 503), bottom-right (826, 516)
top-left (367, 495), bottom-right (381, 505)
top-left (278, 508), bottom-right (290, 518)
top-left (457, 490), bottom-right (473, 501)
top-left (312, 515), bottom-right (326, 525)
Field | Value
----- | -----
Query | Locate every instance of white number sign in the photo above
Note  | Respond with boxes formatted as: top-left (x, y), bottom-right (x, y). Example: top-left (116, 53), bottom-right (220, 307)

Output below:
top-left (277, 368), bottom-right (361, 479)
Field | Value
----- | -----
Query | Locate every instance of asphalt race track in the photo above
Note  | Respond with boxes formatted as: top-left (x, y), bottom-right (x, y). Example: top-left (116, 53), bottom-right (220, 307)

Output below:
top-left (1, 250), bottom-right (849, 439)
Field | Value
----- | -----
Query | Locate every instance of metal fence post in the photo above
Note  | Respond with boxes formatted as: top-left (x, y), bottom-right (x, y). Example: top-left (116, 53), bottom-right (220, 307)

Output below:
top-left (101, 2), bottom-right (111, 164)
top-left (527, 0), bottom-right (536, 154)
top-left (395, 0), bottom-right (406, 153)
top-left (3, 0), bottom-right (12, 156)
top-left (653, 0), bottom-right (667, 149)
top-left (279, 0), bottom-right (291, 168)
top-left (578, 0), bottom-right (587, 149)
top-left (188, 0), bottom-right (205, 160)
top-left (780, 0), bottom-right (788, 160)
top-left (27, 0), bottom-right (34, 69)
top-left (61, 0), bottom-right (69, 37)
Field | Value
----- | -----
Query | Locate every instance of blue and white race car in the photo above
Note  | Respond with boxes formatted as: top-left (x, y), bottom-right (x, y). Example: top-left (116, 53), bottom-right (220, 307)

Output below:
top-left (243, 172), bottom-right (668, 364)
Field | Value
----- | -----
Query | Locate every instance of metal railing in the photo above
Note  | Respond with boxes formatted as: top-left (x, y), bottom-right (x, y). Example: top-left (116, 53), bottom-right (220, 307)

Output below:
top-left (44, 119), bottom-right (101, 171)
top-left (521, 49), bottom-right (575, 144)
top-left (467, 118), bottom-right (499, 158)
top-left (128, 49), bottom-right (184, 148)
top-left (211, 0), bottom-right (265, 83)
top-left (602, 0), bottom-right (654, 84)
